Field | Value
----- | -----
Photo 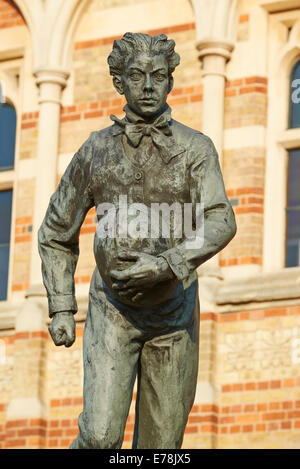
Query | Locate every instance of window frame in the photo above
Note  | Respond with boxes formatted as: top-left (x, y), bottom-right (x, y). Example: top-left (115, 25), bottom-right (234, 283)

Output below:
top-left (263, 14), bottom-right (300, 273)
top-left (0, 70), bottom-right (21, 304)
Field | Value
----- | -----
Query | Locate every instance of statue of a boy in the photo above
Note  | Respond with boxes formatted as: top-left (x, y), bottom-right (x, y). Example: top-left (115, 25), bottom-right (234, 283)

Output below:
top-left (38, 32), bottom-right (236, 449)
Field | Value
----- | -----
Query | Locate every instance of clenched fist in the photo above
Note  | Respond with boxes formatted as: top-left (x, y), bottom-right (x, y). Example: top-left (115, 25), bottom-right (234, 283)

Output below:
top-left (48, 312), bottom-right (76, 347)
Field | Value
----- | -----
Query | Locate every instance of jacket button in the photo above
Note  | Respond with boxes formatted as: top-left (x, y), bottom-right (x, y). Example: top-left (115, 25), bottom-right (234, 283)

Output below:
top-left (135, 171), bottom-right (143, 181)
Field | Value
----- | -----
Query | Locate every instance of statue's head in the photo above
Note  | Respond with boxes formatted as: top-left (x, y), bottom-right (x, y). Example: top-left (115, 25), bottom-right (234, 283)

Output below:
top-left (108, 32), bottom-right (180, 120)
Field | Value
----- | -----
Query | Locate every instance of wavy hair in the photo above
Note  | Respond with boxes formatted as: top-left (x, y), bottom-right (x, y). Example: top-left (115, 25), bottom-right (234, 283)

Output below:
top-left (108, 32), bottom-right (180, 78)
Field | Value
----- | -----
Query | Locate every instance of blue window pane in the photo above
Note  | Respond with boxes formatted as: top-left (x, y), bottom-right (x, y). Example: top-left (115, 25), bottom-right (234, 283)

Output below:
top-left (0, 190), bottom-right (12, 244)
top-left (0, 103), bottom-right (16, 170)
top-left (286, 209), bottom-right (300, 240)
top-left (0, 190), bottom-right (12, 301)
top-left (286, 239), bottom-right (299, 268)
top-left (0, 246), bottom-right (10, 301)
top-left (288, 149), bottom-right (300, 207)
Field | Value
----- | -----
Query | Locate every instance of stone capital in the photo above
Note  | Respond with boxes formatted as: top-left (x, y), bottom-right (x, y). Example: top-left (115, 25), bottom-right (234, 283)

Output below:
top-left (34, 67), bottom-right (69, 87)
top-left (34, 68), bottom-right (70, 104)
top-left (197, 38), bottom-right (235, 60)
top-left (196, 38), bottom-right (235, 77)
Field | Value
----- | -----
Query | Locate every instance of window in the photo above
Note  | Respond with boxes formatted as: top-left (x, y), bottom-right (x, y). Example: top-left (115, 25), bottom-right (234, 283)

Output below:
top-left (286, 60), bottom-right (300, 267)
top-left (0, 103), bottom-right (16, 171)
top-left (0, 190), bottom-right (12, 300)
top-left (290, 61), bottom-right (300, 129)
top-left (0, 83), bottom-right (16, 300)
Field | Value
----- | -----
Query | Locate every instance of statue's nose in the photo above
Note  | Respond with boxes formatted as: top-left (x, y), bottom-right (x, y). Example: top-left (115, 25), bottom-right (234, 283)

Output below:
top-left (144, 74), bottom-right (153, 92)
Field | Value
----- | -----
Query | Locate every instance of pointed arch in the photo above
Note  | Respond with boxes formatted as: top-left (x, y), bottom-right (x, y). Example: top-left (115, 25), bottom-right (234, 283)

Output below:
top-left (13, 0), bottom-right (92, 71)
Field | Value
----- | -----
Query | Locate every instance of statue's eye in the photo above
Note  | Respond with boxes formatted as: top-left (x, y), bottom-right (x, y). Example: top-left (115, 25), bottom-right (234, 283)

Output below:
top-left (153, 73), bottom-right (166, 81)
top-left (130, 72), bottom-right (142, 81)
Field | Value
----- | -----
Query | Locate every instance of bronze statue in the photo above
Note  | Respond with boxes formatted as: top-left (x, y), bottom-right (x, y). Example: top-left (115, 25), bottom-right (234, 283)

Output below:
top-left (38, 32), bottom-right (236, 449)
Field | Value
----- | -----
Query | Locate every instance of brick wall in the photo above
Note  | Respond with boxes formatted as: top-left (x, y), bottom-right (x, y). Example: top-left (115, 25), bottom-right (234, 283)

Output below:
top-left (2, 304), bottom-right (300, 449)
top-left (20, 113), bottom-right (39, 160)
top-left (221, 77), bottom-right (268, 268)
top-left (11, 180), bottom-right (35, 293)
top-left (0, 0), bottom-right (25, 29)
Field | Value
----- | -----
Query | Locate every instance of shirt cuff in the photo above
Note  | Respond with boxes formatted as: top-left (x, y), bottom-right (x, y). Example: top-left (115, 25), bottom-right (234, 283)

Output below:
top-left (158, 247), bottom-right (190, 281)
top-left (48, 294), bottom-right (78, 318)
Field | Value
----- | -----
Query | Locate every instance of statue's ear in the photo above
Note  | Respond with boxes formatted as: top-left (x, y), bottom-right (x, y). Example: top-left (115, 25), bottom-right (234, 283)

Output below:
top-left (113, 76), bottom-right (124, 95)
top-left (168, 75), bottom-right (174, 94)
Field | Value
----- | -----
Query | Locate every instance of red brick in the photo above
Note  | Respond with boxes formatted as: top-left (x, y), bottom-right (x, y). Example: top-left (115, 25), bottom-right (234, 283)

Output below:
top-left (270, 380), bottom-right (282, 389)
top-left (258, 382), bottom-right (269, 390)
top-left (49, 429), bottom-right (63, 437)
top-left (21, 121), bottom-right (37, 130)
top-left (283, 379), bottom-right (295, 388)
top-left (222, 384), bottom-right (232, 393)
top-left (84, 110), bottom-right (104, 119)
top-left (257, 403), bottom-right (267, 412)
top-left (61, 420), bottom-right (71, 427)
top-left (265, 309), bottom-right (286, 319)
top-left (232, 384), bottom-right (243, 392)
top-left (5, 439), bottom-right (26, 448)
top-left (230, 425), bottom-right (241, 434)
top-left (49, 439), bottom-right (59, 447)
top-left (201, 424), bottom-right (217, 433)
top-left (50, 399), bottom-right (60, 408)
top-left (239, 14), bottom-right (249, 23)
top-left (268, 422), bottom-right (279, 431)
top-left (242, 425), bottom-right (253, 433)
top-left (256, 423), bottom-right (266, 432)
top-left (244, 404), bottom-right (255, 412)
top-left (6, 419), bottom-right (27, 428)
top-left (220, 416), bottom-right (235, 424)
top-left (14, 332), bottom-right (30, 340)
top-left (61, 398), bottom-right (72, 406)
top-left (282, 401), bottom-right (293, 410)
top-left (66, 428), bottom-right (78, 437)
top-left (170, 88), bottom-right (183, 96)
top-left (245, 382), bottom-right (256, 391)
top-left (288, 410), bottom-right (300, 419)
top-left (231, 405), bottom-right (242, 413)
top-left (50, 420), bottom-right (59, 428)
top-left (262, 412), bottom-right (285, 421)
top-left (269, 402), bottom-right (281, 410)
top-left (190, 94), bottom-right (203, 102)
top-left (185, 425), bottom-right (198, 434)
top-left (61, 114), bottom-right (81, 123)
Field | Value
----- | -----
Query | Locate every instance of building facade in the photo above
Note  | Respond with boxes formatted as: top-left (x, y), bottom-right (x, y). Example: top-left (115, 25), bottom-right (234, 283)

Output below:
top-left (0, 0), bottom-right (300, 449)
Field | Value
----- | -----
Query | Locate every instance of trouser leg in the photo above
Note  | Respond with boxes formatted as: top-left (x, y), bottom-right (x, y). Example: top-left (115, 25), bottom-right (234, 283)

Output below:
top-left (71, 288), bottom-right (143, 449)
top-left (134, 300), bottom-right (200, 449)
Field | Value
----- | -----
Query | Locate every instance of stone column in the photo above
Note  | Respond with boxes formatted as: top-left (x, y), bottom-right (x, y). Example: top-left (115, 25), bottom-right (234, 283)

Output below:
top-left (30, 68), bottom-right (69, 289)
top-left (197, 39), bottom-right (234, 162)
top-left (196, 39), bottom-right (234, 279)
top-left (193, 40), bottom-right (234, 449)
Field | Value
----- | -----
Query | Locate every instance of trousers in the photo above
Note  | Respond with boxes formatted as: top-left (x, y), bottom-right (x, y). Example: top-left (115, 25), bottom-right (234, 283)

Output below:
top-left (70, 268), bottom-right (200, 449)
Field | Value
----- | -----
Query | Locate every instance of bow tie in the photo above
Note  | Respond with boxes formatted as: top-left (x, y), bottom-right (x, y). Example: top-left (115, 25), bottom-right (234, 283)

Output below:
top-left (110, 105), bottom-right (185, 164)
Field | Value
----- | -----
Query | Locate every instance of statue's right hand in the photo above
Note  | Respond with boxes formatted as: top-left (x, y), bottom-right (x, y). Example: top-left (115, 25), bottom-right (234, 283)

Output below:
top-left (48, 312), bottom-right (76, 348)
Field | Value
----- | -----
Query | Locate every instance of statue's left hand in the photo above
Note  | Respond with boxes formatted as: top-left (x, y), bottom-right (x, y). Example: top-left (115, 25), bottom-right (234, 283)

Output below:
top-left (110, 251), bottom-right (175, 302)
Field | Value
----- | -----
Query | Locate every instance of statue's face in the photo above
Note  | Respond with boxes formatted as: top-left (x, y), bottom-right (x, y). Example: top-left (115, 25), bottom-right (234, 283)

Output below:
top-left (120, 52), bottom-right (172, 119)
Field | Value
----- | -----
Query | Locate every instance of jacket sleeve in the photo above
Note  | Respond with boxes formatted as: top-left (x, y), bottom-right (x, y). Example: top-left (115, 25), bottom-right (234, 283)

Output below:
top-left (158, 133), bottom-right (237, 280)
top-left (38, 133), bottom-right (96, 317)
